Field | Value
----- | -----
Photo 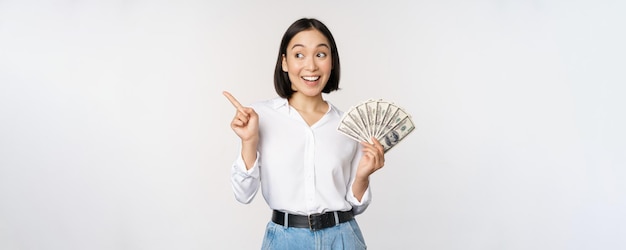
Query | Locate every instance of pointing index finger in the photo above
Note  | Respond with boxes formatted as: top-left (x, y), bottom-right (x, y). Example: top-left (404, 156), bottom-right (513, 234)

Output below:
top-left (222, 91), bottom-right (244, 110)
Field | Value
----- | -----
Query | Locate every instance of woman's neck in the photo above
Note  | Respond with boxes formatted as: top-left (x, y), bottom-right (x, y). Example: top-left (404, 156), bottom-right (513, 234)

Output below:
top-left (288, 93), bottom-right (327, 113)
top-left (288, 93), bottom-right (329, 126)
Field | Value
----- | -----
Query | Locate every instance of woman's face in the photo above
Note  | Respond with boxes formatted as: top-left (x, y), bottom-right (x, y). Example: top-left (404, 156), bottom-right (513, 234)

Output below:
top-left (282, 29), bottom-right (332, 98)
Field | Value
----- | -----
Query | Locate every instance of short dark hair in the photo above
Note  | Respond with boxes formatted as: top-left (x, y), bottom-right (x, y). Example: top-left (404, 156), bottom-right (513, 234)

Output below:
top-left (274, 18), bottom-right (341, 99)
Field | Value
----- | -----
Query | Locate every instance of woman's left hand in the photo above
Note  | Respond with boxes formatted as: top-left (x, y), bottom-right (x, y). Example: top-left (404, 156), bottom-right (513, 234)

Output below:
top-left (356, 137), bottom-right (385, 180)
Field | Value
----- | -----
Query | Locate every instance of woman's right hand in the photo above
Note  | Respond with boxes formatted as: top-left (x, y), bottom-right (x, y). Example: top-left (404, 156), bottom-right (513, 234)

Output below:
top-left (223, 91), bottom-right (259, 142)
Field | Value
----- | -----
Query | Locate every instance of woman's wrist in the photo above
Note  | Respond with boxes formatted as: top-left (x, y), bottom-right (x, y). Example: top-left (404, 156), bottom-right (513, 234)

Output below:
top-left (240, 137), bottom-right (259, 170)
top-left (241, 136), bottom-right (259, 147)
top-left (354, 174), bottom-right (370, 185)
top-left (352, 176), bottom-right (370, 202)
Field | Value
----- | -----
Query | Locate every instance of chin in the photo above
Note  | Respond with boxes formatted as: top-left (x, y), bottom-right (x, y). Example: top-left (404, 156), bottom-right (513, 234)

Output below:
top-left (305, 87), bottom-right (326, 95)
top-left (293, 86), bottom-right (324, 96)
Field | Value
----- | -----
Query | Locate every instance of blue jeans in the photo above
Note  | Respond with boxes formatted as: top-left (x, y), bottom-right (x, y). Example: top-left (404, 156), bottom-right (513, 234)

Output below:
top-left (261, 219), bottom-right (367, 249)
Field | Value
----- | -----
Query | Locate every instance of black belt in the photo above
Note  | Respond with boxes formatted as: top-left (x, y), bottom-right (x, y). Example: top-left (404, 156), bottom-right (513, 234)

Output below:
top-left (272, 210), bottom-right (354, 231)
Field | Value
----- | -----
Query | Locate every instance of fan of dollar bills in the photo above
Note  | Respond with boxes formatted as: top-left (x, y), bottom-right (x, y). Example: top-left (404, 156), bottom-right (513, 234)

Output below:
top-left (337, 99), bottom-right (415, 152)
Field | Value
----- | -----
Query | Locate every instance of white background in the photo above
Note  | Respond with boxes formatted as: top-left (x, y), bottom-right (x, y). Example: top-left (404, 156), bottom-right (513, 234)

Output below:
top-left (1, 0), bottom-right (625, 249)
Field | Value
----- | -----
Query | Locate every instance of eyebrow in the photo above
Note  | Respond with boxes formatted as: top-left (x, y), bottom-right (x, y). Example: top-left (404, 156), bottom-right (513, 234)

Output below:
top-left (291, 43), bottom-right (330, 50)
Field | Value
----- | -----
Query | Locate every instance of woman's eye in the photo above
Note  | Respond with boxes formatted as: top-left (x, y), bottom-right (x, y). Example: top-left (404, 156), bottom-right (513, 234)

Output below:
top-left (317, 52), bottom-right (327, 58)
top-left (295, 53), bottom-right (304, 58)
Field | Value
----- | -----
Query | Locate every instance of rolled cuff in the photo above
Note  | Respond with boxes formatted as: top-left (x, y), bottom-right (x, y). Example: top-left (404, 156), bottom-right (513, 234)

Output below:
top-left (346, 185), bottom-right (371, 216)
top-left (230, 152), bottom-right (260, 204)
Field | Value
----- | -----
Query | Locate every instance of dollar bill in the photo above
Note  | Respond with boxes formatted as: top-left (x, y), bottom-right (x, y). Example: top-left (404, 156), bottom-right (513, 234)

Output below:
top-left (379, 115), bottom-right (415, 152)
top-left (346, 107), bottom-right (368, 140)
top-left (338, 99), bottom-right (415, 152)
top-left (377, 105), bottom-right (409, 140)
top-left (376, 103), bottom-right (399, 139)
top-left (373, 100), bottom-right (389, 138)
top-left (365, 100), bottom-right (379, 140)
top-left (355, 103), bottom-right (371, 141)
top-left (338, 117), bottom-right (368, 142)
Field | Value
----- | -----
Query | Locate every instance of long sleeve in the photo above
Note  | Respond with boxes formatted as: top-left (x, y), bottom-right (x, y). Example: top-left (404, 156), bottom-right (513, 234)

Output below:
top-left (230, 151), bottom-right (261, 204)
top-left (347, 187), bottom-right (371, 215)
top-left (345, 146), bottom-right (372, 216)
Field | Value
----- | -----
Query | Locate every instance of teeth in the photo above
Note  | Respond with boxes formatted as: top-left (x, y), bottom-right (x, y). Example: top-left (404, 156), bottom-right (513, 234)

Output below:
top-left (302, 76), bottom-right (320, 81)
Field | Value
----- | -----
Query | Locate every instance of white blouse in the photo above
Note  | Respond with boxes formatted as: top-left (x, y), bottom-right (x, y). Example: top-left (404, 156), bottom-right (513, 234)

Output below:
top-left (231, 97), bottom-right (371, 216)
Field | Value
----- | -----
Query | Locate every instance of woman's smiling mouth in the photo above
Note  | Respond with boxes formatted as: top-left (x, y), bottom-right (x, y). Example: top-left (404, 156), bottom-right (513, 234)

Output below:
top-left (302, 76), bottom-right (320, 82)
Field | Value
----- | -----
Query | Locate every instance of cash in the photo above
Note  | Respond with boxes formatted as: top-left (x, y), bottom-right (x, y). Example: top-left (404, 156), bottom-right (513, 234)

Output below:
top-left (338, 99), bottom-right (415, 152)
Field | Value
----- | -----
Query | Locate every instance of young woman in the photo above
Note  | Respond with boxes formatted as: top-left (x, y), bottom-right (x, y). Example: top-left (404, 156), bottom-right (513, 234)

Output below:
top-left (224, 18), bottom-right (385, 249)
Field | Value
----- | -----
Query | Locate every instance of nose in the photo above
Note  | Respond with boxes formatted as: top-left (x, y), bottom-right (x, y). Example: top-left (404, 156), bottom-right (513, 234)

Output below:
top-left (304, 56), bottom-right (318, 71)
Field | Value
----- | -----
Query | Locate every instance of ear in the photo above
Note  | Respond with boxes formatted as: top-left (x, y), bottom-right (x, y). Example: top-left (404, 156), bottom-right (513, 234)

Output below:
top-left (281, 54), bottom-right (288, 72)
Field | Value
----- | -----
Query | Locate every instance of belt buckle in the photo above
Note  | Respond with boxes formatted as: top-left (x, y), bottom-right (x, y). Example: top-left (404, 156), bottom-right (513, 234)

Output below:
top-left (308, 213), bottom-right (322, 231)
